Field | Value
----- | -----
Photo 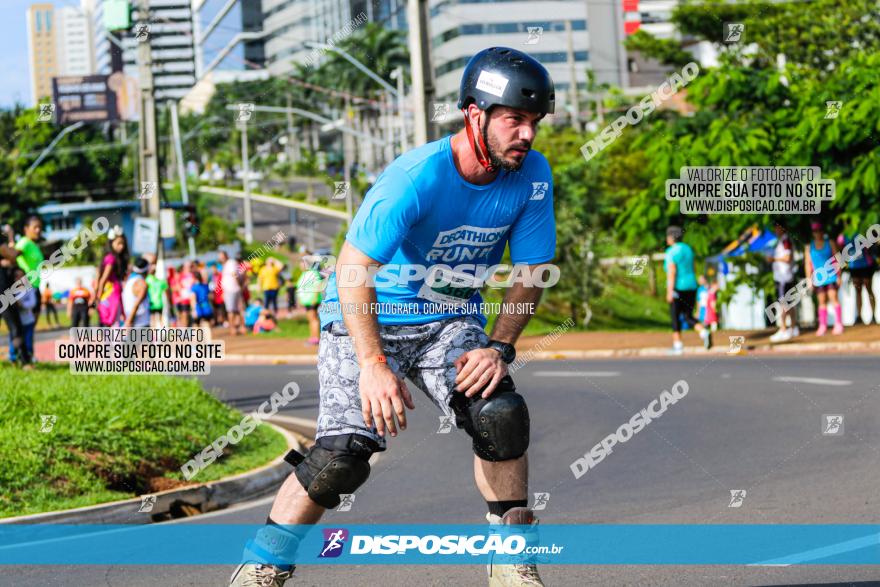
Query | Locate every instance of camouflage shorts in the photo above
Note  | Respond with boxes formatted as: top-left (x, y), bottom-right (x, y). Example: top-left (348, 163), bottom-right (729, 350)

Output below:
top-left (316, 316), bottom-right (489, 450)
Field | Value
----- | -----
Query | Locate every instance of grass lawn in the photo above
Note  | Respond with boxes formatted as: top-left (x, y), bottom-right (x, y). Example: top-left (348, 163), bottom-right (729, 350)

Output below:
top-left (0, 364), bottom-right (288, 518)
top-left (261, 316), bottom-right (313, 338)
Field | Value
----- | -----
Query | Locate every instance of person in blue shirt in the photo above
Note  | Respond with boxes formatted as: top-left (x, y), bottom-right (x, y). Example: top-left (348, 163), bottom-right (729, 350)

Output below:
top-left (243, 299), bottom-right (262, 329)
top-left (231, 47), bottom-right (556, 587)
top-left (664, 225), bottom-right (712, 354)
top-left (806, 221), bottom-right (843, 336)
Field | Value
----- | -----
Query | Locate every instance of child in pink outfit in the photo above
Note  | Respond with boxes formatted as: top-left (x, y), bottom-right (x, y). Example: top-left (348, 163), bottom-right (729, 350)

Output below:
top-left (253, 309), bottom-right (277, 334)
top-left (704, 281), bottom-right (719, 330)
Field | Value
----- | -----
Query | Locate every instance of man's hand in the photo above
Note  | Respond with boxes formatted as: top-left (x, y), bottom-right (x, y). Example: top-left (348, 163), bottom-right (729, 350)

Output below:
top-left (666, 289), bottom-right (674, 303)
top-left (360, 363), bottom-right (414, 437)
top-left (455, 348), bottom-right (507, 399)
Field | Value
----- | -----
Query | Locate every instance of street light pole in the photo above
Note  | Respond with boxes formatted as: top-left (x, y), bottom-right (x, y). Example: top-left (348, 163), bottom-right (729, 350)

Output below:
top-left (169, 101), bottom-right (196, 257)
top-left (136, 0), bottom-right (162, 264)
top-left (303, 41), bottom-right (407, 153)
top-left (343, 96), bottom-right (354, 226)
top-left (240, 121), bottom-right (253, 244)
top-left (18, 121), bottom-right (85, 182)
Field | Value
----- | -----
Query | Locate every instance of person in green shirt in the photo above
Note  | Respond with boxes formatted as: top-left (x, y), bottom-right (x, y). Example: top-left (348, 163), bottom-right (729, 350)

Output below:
top-left (16, 216), bottom-right (45, 323)
top-left (144, 254), bottom-right (174, 327)
top-left (295, 258), bottom-right (324, 345)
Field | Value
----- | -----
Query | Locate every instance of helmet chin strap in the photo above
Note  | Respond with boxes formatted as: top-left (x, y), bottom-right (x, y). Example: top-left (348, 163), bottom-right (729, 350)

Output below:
top-left (461, 108), bottom-right (496, 173)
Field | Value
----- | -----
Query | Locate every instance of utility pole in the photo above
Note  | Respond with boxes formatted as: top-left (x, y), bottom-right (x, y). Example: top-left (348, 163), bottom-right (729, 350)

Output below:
top-left (565, 20), bottom-right (582, 132)
top-left (136, 0), bottom-right (162, 262)
top-left (240, 120), bottom-right (253, 244)
top-left (169, 101), bottom-right (196, 258)
top-left (406, 0), bottom-right (434, 145)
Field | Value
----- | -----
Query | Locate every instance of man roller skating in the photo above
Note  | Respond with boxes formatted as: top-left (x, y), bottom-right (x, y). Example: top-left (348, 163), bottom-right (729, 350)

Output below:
top-left (230, 46), bottom-right (557, 587)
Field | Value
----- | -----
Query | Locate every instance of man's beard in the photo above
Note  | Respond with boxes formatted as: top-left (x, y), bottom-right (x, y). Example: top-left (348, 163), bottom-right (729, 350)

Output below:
top-left (480, 117), bottom-right (529, 172)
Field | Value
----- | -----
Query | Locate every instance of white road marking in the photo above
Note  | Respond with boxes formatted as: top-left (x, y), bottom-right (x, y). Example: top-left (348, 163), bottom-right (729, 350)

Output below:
top-left (533, 371), bottom-right (620, 377)
top-left (773, 376), bottom-right (852, 387)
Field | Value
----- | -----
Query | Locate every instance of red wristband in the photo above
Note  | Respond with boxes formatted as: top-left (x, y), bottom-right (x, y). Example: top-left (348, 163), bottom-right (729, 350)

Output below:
top-left (361, 355), bottom-right (387, 366)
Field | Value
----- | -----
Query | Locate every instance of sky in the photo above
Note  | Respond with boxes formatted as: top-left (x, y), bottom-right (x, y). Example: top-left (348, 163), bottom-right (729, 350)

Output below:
top-left (0, 0), bottom-right (74, 109)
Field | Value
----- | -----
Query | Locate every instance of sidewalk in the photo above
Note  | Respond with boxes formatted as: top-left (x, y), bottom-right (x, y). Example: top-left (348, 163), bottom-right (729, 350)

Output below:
top-left (17, 322), bottom-right (880, 365)
top-left (213, 322), bottom-right (880, 364)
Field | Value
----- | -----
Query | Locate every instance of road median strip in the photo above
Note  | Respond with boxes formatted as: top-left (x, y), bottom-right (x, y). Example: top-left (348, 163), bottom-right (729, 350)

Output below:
top-left (1, 421), bottom-right (309, 525)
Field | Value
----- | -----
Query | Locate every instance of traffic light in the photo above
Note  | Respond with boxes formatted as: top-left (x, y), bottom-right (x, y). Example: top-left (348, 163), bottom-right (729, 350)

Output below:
top-left (183, 206), bottom-right (199, 237)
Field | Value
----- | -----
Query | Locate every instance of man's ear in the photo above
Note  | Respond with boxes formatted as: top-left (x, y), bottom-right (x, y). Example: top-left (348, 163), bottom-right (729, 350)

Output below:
top-left (466, 103), bottom-right (483, 127)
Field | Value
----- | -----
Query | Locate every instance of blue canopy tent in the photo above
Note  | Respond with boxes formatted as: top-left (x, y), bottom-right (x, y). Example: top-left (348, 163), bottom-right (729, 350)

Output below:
top-left (705, 225), bottom-right (778, 276)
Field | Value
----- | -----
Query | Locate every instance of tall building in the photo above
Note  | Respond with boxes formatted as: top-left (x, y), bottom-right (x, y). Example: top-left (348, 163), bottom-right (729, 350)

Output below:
top-left (26, 3), bottom-right (59, 104)
top-left (261, 0), bottom-right (359, 76)
top-left (92, 0), bottom-right (197, 101)
top-left (430, 1), bottom-right (590, 120)
top-left (56, 6), bottom-right (97, 77)
top-left (193, 0), bottom-right (265, 78)
top-left (27, 2), bottom-right (97, 105)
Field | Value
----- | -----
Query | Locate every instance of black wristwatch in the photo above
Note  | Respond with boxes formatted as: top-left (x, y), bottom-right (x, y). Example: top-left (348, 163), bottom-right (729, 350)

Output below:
top-left (487, 340), bottom-right (516, 364)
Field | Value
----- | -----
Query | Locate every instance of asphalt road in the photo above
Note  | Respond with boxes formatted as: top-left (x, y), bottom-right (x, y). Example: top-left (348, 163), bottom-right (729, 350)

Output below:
top-left (215, 194), bottom-right (343, 252)
top-left (7, 355), bottom-right (880, 586)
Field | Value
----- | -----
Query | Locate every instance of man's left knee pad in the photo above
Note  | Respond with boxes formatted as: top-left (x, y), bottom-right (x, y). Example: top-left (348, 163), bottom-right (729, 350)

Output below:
top-left (452, 376), bottom-right (530, 461)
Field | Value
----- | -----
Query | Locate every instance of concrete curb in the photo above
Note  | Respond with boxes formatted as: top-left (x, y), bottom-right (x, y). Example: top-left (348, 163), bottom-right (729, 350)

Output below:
top-left (220, 339), bottom-right (880, 365)
top-left (0, 422), bottom-right (301, 525)
top-left (520, 339), bottom-right (880, 359)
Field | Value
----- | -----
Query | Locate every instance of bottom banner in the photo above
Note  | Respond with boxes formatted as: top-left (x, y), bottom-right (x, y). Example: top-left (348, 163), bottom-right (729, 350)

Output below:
top-left (1, 524), bottom-right (879, 565)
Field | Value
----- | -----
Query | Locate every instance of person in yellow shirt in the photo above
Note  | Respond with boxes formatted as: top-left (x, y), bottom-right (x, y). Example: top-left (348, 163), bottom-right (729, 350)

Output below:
top-left (257, 257), bottom-right (284, 315)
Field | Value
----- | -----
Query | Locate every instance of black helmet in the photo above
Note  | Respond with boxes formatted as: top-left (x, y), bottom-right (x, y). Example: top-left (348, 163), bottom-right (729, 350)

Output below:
top-left (457, 47), bottom-right (555, 115)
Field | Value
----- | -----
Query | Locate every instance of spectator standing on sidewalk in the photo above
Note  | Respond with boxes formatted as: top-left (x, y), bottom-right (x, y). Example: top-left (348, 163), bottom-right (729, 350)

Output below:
top-left (41, 284), bottom-right (60, 327)
top-left (189, 270), bottom-right (214, 328)
top-left (95, 228), bottom-right (128, 327)
top-left (8, 267), bottom-right (37, 364)
top-left (220, 250), bottom-right (246, 335)
top-left (295, 257), bottom-right (324, 345)
top-left (0, 224), bottom-right (31, 366)
top-left (15, 216), bottom-right (44, 324)
top-left (144, 256), bottom-right (174, 327)
top-left (210, 263), bottom-right (227, 327)
top-left (805, 222), bottom-right (843, 336)
top-left (769, 223), bottom-right (799, 341)
top-left (67, 277), bottom-right (92, 328)
top-left (664, 225), bottom-right (712, 354)
top-left (122, 257), bottom-right (151, 328)
top-left (838, 231), bottom-right (877, 325)
top-left (258, 257), bottom-right (284, 315)
top-left (174, 261), bottom-right (196, 327)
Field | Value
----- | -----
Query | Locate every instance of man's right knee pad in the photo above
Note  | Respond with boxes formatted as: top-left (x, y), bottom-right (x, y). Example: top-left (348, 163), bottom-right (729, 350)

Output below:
top-left (284, 433), bottom-right (377, 509)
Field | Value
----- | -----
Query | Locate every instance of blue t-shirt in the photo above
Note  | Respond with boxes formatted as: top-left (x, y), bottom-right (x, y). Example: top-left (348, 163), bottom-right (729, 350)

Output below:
top-left (319, 135), bottom-right (556, 328)
top-left (841, 234), bottom-right (872, 270)
top-left (664, 242), bottom-right (698, 291)
top-left (244, 303), bottom-right (262, 327)
top-left (191, 283), bottom-right (213, 318)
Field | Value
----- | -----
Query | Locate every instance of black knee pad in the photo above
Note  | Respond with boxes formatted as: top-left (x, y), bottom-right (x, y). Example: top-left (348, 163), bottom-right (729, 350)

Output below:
top-left (451, 376), bottom-right (530, 461)
top-left (283, 433), bottom-right (378, 509)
